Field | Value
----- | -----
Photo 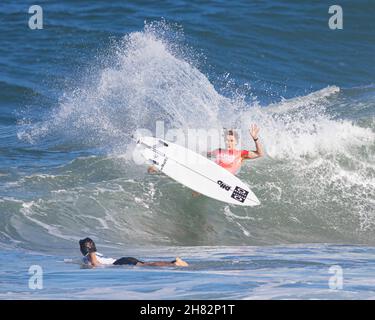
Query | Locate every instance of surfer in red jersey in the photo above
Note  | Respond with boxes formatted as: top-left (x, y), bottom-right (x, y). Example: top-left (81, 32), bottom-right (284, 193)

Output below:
top-left (207, 124), bottom-right (264, 175)
top-left (148, 124), bottom-right (264, 177)
top-left (188, 124), bottom-right (263, 197)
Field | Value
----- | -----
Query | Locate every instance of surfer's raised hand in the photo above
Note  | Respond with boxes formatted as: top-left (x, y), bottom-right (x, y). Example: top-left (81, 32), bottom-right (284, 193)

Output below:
top-left (250, 124), bottom-right (260, 140)
top-left (244, 124), bottom-right (264, 159)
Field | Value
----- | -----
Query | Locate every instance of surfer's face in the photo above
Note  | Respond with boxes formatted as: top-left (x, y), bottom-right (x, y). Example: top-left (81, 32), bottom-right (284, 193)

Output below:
top-left (226, 135), bottom-right (237, 150)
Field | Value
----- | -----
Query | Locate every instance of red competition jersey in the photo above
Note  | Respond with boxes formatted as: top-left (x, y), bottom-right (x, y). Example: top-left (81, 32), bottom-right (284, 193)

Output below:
top-left (210, 148), bottom-right (249, 174)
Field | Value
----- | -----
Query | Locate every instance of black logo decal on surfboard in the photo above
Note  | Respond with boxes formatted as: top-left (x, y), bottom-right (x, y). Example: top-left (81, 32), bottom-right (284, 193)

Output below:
top-left (217, 180), bottom-right (231, 191)
top-left (160, 158), bottom-right (168, 170)
top-left (231, 186), bottom-right (249, 203)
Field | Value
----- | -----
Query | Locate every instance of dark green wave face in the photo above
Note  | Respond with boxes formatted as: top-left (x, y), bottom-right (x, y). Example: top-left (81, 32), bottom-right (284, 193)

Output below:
top-left (0, 1), bottom-right (374, 253)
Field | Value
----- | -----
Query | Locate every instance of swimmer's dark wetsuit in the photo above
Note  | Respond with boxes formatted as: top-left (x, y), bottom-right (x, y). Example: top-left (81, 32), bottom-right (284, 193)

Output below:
top-left (113, 257), bottom-right (177, 266)
top-left (113, 257), bottom-right (144, 265)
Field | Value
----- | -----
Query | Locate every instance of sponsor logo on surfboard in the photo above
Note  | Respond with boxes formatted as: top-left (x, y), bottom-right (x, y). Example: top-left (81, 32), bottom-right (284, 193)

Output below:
top-left (160, 158), bottom-right (168, 170)
top-left (231, 186), bottom-right (249, 203)
top-left (217, 180), bottom-right (231, 191)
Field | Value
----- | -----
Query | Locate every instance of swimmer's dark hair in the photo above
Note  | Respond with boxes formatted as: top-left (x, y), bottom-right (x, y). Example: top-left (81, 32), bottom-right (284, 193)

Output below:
top-left (224, 128), bottom-right (239, 141)
top-left (79, 237), bottom-right (97, 256)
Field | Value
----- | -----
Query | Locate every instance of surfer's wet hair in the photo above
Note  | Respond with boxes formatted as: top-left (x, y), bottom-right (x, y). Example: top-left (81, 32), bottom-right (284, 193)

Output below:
top-left (79, 237), bottom-right (97, 256)
top-left (224, 129), bottom-right (239, 141)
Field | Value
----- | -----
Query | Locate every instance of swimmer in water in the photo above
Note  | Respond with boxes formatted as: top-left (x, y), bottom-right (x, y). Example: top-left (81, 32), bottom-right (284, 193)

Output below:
top-left (79, 238), bottom-right (188, 267)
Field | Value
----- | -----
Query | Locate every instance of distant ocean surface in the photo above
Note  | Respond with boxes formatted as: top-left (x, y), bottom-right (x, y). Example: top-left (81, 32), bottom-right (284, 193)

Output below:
top-left (0, 0), bottom-right (374, 299)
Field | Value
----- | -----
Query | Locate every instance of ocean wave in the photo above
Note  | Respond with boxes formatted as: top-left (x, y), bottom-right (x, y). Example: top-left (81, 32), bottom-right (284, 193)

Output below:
top-left (8, 22), bottom-right (375, 251)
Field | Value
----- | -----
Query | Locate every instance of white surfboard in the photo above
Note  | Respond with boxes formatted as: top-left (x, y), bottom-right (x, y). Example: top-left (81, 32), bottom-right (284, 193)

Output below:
top-left (136, 136), bottom-right (260, 206)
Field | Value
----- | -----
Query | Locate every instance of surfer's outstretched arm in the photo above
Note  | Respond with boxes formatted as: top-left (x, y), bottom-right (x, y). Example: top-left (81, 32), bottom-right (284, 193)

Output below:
top-left (243, 124), bottom-right (264, 160)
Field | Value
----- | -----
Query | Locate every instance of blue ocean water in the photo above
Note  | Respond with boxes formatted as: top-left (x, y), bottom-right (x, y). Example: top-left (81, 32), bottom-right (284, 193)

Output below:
top-left (0, 0), bottom-right (374, 299)
top-left (1, 245), bottom-right (375, 299)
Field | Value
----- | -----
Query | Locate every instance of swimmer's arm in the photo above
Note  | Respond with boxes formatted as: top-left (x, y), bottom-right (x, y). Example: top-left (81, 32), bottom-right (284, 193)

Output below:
top-left (88, 252), bottom-right (101, 267)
